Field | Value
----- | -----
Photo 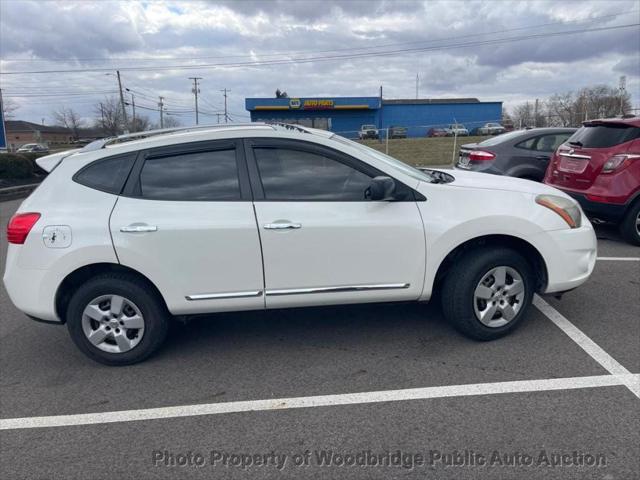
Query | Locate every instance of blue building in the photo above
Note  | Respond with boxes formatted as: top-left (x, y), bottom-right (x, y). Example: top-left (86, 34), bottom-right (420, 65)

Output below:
top-left (245, 96), bottom-right (502, 137)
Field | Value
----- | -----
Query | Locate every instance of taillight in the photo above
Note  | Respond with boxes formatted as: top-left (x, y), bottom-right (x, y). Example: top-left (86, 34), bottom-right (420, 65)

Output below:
top-left (7, 212), bottom-right (41, 244)
top-left (469, 150), bottom-right (495, 161)
top-left (601, 154), bottom-right (639, 174)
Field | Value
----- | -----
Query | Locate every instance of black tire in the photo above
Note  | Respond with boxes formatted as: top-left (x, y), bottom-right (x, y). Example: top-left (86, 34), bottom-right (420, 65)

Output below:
top-left (619, 201), bottom-right (640, 246)
top-left (66, 273), bottom-right (169, 365)
top-left (441, 247), bottom-right (535, 340)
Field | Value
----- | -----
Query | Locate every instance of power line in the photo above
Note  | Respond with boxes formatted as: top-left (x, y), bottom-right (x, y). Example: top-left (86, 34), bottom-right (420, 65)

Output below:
top-left (2, 23), bottom-right (637, 75)
top-left (3, 9), bottom-right (636, 65)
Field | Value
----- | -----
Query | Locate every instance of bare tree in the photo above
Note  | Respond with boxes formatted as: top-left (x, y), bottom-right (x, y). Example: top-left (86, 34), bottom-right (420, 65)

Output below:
top-left (94, 96), bottom-right (123, 136)
top-left (52, 107), bottom-right (84, 139)
top-left (130, 115), bottom-right (151, 133)
top-left (545, 92), bottom-right (578, 127)
top-left (2, 97), bottom-right (19, 119)
top-left (151, 115), bottom-right (181, 129)
top-left (510, 101), bottom-right (535, 129)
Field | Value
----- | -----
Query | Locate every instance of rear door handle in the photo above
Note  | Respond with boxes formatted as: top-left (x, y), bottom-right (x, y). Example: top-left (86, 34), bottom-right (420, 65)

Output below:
top-left (120, 224), bottom-right (158, 233)
top-left (263, 222), bottom-right (302, 230)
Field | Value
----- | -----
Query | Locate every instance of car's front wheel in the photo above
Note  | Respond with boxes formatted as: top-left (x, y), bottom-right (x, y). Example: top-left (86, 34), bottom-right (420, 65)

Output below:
top-left (66, 273), bottom-right (169, 365)
top-left (441, 248), bottom-right (535, 340)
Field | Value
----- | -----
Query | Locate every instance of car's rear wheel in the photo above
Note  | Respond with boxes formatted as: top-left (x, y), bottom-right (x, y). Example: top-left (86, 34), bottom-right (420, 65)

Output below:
top-left (66, 273), bottom-right (169, 365)
top-left (441, 248), bottom-right (534, 340)
top-left (619, 201), bottom-right (640, 246)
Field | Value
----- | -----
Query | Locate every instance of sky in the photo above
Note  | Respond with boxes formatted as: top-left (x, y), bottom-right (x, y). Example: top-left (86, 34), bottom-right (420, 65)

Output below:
top-left (0, 0), bottom-right (639, 127)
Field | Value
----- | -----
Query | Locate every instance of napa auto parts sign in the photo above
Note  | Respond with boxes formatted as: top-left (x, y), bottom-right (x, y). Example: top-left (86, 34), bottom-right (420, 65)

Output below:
top-left (289, 98), bottom-right (335, 110)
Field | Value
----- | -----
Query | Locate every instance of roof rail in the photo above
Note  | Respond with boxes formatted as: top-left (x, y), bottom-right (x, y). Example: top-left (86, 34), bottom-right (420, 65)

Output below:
top-left (81, 123), bottom-right (268, 151)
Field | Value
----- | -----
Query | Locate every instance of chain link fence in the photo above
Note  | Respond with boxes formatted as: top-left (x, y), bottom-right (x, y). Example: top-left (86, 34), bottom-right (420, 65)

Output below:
top-left (333, 118), bottom-right (506, 168)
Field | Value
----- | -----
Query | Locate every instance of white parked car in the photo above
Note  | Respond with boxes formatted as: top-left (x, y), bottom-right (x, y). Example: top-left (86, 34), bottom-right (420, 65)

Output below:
top-left (445, 124), bottom-right (469, 136)
top-left (358, 124), bottom-right (379, 140)
top-left (4, 124), bottom-right (597, 365)
top-left (477, 123), bottom-right (506, 136)
top-left (16, 143), bottom-right (49, 153)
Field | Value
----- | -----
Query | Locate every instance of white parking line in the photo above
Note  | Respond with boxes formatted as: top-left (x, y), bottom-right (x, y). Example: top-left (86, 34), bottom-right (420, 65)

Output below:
top-left (1, 374), bottom-right (636, 431)
top-left (533, 295), bottom-right (640, 399)
top-left (596, 257), bottom-right (640, 261)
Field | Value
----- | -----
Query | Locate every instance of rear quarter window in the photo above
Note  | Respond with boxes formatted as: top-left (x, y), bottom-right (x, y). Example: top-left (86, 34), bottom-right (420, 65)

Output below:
top-left (73, 153), bottom-right (136, 194)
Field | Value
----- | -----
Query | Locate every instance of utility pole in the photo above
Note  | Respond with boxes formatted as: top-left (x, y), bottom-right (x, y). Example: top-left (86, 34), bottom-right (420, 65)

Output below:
top-left (619, 76), bottom-right (627, 116)
top-left (216, 113), bottom-right (221, 124)
top-left (416, 73), bottom-right (419, 99)
top-left (99, 102), bottom-right (105, 133)
top-left (116, 70), bottom-right (129, 134)
top-left (130, 93), bottom-right (136, 132)
top-left (379, 85), bottom-right (383, 136)
top-left (158, 96), bottom-right (164, 129)
top-left (221, 88), bottom-right (230, 123)
top-left (533, 98), bottom-right (539, 128)
top-left (189, 77), bottom-right (202, 125)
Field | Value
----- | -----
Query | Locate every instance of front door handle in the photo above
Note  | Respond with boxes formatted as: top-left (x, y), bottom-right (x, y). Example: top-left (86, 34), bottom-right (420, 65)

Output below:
top-left (120, 224), bottom-right (158, 233)
top-left (263, 222), bottom-right (302, 230)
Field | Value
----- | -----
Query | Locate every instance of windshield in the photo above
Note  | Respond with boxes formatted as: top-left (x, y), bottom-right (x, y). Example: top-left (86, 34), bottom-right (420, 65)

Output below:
top-left (331, 134), bottom-right (435, 183)
top-left (362, 125), bottom-right (376, 130)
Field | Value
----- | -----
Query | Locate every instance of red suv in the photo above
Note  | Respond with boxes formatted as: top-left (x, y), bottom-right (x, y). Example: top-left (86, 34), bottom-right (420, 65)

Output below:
top-left (544, 117), bottom-right (640, 245)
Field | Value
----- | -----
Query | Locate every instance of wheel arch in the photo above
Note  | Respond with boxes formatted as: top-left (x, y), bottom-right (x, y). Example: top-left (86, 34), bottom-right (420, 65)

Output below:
top-left (55, 263), bottom-right (168, 323)
top-left (432, 234), bottom-right (548, 297)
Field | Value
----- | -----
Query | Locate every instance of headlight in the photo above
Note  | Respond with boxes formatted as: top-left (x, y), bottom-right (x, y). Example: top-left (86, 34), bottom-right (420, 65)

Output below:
top-left (535, 194), bottom-right (582, 228)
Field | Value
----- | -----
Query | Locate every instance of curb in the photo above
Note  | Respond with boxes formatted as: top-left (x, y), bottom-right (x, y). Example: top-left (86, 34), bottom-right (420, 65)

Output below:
top-left (0, 183), bottom-right (40, 202)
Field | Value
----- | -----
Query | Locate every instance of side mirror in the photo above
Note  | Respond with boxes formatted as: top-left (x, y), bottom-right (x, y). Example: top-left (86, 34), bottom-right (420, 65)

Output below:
top-left (365, 176), bottom-right (397, 201)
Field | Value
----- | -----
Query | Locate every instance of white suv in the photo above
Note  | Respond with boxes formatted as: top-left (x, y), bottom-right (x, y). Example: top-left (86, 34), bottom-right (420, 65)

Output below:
top-left (4, 124), bottom-right (597, 365)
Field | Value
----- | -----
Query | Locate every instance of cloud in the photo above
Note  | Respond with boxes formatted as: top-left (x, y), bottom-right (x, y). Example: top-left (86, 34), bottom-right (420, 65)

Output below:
top-left (1, 0), bottom-right (638, 124)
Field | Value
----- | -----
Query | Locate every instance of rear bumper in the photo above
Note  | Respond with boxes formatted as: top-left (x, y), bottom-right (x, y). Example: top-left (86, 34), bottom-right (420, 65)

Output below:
top-left (533, 224), bottom-right (597, 294)
top-left (3, 245), bottom-right (61, 323)
top-left (561, 191), bottom-right (627, 223)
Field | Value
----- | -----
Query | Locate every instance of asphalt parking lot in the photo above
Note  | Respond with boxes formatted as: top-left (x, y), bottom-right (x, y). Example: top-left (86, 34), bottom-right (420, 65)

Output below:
top-left (0, 197), bottom-right (638, 480)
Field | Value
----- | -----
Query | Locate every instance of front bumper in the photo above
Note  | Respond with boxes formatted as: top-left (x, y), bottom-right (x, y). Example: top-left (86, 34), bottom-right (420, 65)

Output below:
top-left (533, 223), bottom-right (597, 294)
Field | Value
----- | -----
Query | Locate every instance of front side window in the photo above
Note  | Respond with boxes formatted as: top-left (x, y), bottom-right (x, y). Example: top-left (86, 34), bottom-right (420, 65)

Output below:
top-left (139, 149), bottom-right (240, 201)
top-left (254, 148), bottom-right (372, 201)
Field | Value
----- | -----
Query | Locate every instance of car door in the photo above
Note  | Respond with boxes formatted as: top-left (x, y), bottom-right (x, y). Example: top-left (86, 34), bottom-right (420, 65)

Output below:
top-left (110, 140), bottom-right (265, 315)
top-left (507, 134), bottom-right (554, 179)
top-left (245, 138), bottom-right (426, 309)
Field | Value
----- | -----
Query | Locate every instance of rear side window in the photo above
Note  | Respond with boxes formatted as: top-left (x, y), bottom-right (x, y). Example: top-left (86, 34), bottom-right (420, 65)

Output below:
top-left (568, 124), bottom-right (640, 148)
top-left (74, 154), bottom-right (135, 194)
top-left (516, 133), bottom-right (573, 152)
top-left (139, 149), bottom-right (240, 201)
top-left (535, 133), bottom-right (572, 152)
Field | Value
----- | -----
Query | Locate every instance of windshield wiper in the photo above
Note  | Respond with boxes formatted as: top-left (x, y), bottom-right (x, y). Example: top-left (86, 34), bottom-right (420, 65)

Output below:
top-left (568, 140), bottom-right (583, 147)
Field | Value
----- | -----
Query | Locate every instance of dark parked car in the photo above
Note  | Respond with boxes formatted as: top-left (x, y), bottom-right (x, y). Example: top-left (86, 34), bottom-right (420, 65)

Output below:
top-left (455, 128), bottom-right (576, 181)
top-left (544, 117), bottom-right (640, 245)
top-left (427, 128), bottom-right (448, 137)
top-left (389, 125), bottom-right (407, 139)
